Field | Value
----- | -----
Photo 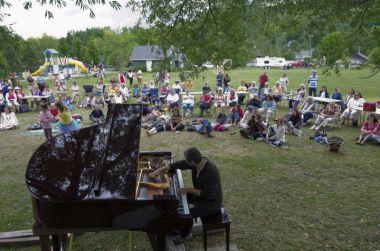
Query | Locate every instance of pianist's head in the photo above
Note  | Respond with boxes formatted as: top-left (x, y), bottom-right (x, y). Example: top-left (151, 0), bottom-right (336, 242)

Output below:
top-left (184, 147), bottom-right (203, 166)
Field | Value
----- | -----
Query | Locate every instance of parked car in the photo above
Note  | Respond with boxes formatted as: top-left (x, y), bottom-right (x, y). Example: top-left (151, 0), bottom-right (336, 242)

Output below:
top-left (202, 61), bottom-right (214, 69)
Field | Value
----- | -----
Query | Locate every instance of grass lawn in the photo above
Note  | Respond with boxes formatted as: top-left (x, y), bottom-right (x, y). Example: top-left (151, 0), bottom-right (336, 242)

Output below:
top-left (0, 68), bottom-right (379, 250)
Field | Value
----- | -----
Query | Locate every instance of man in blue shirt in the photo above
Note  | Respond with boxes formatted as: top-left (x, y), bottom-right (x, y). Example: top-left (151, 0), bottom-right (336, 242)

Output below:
top-left (307, 70), bottom-right (318, 96)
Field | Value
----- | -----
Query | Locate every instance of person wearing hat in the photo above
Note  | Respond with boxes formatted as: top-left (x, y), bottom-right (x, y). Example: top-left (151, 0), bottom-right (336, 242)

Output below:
top-left (150, 147), bottom-right (223, 243)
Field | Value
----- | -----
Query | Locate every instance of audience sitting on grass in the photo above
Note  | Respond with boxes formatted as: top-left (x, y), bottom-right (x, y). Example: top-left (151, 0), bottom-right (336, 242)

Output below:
top-left (259, 95), bottom-right (276, 123)
top-left (272, 81), bottom-right (283, 102)
top-left (89, 108), bottom-right (105, 125)
top-left (247, 95), bottom-right (261, 109)
top-left (237, 81), bottom-right (248, 104)
top-left (112, 91), bottom-right (124, 104)
top-left (227, 89), bottom-right (238, 107)
top-left (55, 100), bottom-right (80, 134)
top-left (132, 84), bottom-right (139, 98)
top-left (310, 102), bottom-right (341, 131)
top-left (288, 84), bottom-right (306, 109)
top-left (284, 109), bottom-right (302, 137)
top-left (214, 88), bottom-right (226, 114)
top-left (229, 104), bottom-right (243, 126)
top-left (199, 91), bottom-right (212, 116)
top-left (248, 81), bottom-right (259, 99)
top-left (145, 107), bottom-right (184, 136)
top-left (240, 112), bottom-right (266, 140)
top-left (267, 117), bottom-right (286, 148)
top-left (212, 112), bottom-right (231, 131)
top-left (202, 82), bottom-right (211, 94)
top-left (39, 104), bottom-right (54, 140)
top-left (0, 107), bottom-right (19, 131)
top-left (182, 89), bottom-right (194, 117)
top-left (300, 96), bottom-right (317, 124)
top-left (356, 114), bottom-right (378, 145)
top-left (166, 89), bottom-right (179, 112)
top-left (340, 92), bottom-right (364, 126)
top-left (119, 85), bottom-right (130, 102)
top-left (318, 85), bottom-right (329, 98)
top-left (239, 105), bottom-right (255, 129)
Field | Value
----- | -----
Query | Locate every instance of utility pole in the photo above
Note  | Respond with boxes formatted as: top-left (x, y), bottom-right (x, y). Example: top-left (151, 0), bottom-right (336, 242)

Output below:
top-left (308, 34), bottom-right (313, 58)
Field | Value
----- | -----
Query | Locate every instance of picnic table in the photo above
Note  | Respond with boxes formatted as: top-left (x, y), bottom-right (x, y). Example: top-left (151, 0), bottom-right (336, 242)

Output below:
top-left (312, 97), bottom-right (341, 104)
top-left (20, 95), bottom-right (48, 100)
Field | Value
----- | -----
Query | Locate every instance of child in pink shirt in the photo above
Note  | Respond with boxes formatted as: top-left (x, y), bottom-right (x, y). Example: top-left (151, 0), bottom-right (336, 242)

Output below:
top-left (357, 113), bottom-right (378, 144)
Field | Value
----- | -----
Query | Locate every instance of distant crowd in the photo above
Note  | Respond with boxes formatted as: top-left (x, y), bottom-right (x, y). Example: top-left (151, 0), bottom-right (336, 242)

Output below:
top-left (0, 68), bottom-right (379, 148)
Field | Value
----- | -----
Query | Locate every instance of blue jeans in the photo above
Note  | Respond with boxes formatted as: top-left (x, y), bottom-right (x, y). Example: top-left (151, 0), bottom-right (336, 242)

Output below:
top-left (182, 104), bottom-right (194, 114)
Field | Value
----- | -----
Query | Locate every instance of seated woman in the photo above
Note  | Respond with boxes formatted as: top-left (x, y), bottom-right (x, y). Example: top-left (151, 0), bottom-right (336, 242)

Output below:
top-left (284, 109), bottom-right (302, 137)
top-left (212, 112), bottom-right (231, 131)
top-left (89, 108), bottom-right (105, 125)
top-left (229, 104), bottom-right (244, 126)
top-left (166, 89), bottom-right (179, 112)
top-left (240, 112), bottom-right (266, 140)
top-left (260, 82), bottom-right (272, 101)
top-left (357, 114), bottom-right (378, 145)
top-left (5, 87), bottom-right (19, 111)
top-left (160, 83), bottom-right (169, 103)
top-left (247, 95), bottom-right (261, 109)
top-left (237, 81), bottom-right (247, 104)
top-left (146, 107), bottom-right (184, 136)
top-left (248, 81), bottom-right (259, 99)
top-left (199, 91), bottom-right (212, 116)
top-left (112, 91), bottom-right (124, 104)
top-left (310, 102), bottom-right (341, 131)
top-left (318, 85), bottom-right (329, 98)
top-left (258, 95), bottom-right (276, 123)
top-left (239, 105), bottom-right (255, 129)
top-left (55, 100), bottom-right (80, 134)
top-left (272, 81), bottom-right (283, 103)
top-left (288, 84), bottom-right (305, 109)
top-left (182, 89), bottom-right (195, 117)
top-left (0, 107), bottom-right (19, 131)
top-left (267, 117), bottom-right (286, 148)
top-left (227, 89), bottom-right (238, 107)
top-left (85, 94), bottom-right (96, 109)
top-left (214, 87), bottom-right (226, 114)
top-left (340, 92), bottom-right (364, 126)
top-left (300, 96), bottom-right (317, 124)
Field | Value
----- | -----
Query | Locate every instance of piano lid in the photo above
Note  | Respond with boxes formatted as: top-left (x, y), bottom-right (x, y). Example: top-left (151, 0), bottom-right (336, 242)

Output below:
top-left (25, 104), bottom-right (142, 202)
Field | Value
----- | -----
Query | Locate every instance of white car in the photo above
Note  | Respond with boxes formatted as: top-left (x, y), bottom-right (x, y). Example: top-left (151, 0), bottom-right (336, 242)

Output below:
top-left (202, 61), bottom-right (214, 69)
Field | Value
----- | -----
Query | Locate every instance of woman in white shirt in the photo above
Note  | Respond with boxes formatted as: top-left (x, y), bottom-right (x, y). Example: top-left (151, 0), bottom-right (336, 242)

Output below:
top-left (0, 107), bottom-right (19, 130)
top-left (278, 73), bottom-right (289, 93)
top-left (182, 89), bottom-right (195, 116)
top-left (340, 92), bottom-right (364, 125)
top-left (70, 82), bottom-right (80, 103)
top-left (267, 117), bottom-right (286, 148)
top-left (166, 89), bottom-right (179, 111)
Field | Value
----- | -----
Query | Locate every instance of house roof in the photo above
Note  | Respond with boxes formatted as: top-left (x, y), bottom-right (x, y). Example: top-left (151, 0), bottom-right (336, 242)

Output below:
top-left (350, 52), bottom-right (368, 61)
top-left (130, 45), bottom-right (166, 61)
top-left (43, 49), bottom-right (59, 55)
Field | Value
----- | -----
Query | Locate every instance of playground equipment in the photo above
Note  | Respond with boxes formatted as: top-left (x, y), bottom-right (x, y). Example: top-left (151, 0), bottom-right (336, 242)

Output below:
top-left (31, 49), bottom-right (88, 76)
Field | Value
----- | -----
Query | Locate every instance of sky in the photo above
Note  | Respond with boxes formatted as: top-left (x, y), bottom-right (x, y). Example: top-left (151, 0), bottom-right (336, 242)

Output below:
top-left (5, 0), bottom-right (142, 39)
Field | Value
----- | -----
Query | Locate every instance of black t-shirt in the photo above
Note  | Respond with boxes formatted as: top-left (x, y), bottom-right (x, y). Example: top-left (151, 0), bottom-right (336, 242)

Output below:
top-left (170, 158), bottom-right (222, 213)
top-left (90, 109), bottom-right (104, 118)
top-left (202, 86), bottom-right (211, 93)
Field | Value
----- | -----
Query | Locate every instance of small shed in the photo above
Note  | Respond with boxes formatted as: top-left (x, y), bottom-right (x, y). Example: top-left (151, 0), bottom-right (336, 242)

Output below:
top-left (130, 45), bottom-right (185, 72)
top-left (349, 52), bottom-right (368, 65)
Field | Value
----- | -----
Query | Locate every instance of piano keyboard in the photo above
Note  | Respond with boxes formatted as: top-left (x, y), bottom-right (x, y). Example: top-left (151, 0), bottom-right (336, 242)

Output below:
top-left (174, 169), bottom-right (190, 215)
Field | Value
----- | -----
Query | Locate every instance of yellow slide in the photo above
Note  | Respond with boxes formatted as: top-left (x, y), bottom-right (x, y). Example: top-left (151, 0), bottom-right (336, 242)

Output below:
top-left (31, 62), bottom-right (50, 76)
top-left (68, 59), bottom-right (88, 73)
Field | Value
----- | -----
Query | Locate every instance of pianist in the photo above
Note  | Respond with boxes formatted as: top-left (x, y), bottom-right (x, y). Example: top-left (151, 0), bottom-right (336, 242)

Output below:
top-left (150, 147), bottom-right (223, 242)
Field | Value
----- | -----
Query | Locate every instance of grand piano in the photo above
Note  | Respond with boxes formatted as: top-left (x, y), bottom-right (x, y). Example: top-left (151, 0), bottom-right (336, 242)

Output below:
top-left (25, 104), bottom-right (192, 251)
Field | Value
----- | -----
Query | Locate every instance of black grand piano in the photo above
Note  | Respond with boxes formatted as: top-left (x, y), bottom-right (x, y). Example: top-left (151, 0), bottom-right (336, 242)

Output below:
top-left (25, 104), bottom-right (192, 251)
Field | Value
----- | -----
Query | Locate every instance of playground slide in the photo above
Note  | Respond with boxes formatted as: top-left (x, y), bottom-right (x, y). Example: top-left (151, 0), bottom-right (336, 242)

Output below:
top-left (31, 62), bottom-right (50, 76)
top-left (68, 59), bottom-right (88, 74)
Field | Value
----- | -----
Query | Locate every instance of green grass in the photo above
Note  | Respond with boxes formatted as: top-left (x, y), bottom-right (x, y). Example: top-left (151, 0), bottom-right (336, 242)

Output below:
top-left (1, 68), bottom-right (379, 250)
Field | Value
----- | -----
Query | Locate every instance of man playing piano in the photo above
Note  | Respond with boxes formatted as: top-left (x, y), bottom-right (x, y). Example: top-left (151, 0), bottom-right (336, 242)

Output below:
top-left (150, 147), bottom-right (223, 243)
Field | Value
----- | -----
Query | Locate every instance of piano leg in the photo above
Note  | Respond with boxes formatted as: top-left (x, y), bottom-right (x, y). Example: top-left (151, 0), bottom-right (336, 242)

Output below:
top-left (39, 235), bottom-right (51, 251)
top-left (148, 233), bottom-right (166, 251)
top-left (51, 234), bottom-right (60, 251)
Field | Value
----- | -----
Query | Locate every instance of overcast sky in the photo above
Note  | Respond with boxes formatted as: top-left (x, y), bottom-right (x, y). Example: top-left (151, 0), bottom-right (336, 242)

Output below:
top-left (5, 0), bottom-right (142, 39)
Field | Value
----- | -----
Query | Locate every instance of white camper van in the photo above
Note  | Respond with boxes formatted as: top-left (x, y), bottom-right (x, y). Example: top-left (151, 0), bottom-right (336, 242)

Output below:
top-left (247, 56), bottom-right (287, 68)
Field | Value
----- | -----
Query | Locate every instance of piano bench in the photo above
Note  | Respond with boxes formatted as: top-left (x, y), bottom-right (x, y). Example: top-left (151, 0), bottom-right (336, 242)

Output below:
top-left (200, 207), bottom-right (231, 251)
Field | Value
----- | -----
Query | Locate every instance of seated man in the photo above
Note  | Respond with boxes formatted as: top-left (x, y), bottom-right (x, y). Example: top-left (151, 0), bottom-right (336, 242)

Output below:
top-left (310, 102), bottom-right (341, 131)
top-left (150, 147), bottom-right (223, 243)
top-left (188, 117), bottom-right (213, 138)
top-left (89, 108), bottom-right (105, 125)
top-left (340, 92), bottom-right (364, 126)
top-left (182, 89), bottom-right (195, 117)
top-left (0, 107), bottom-right (19, 130)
